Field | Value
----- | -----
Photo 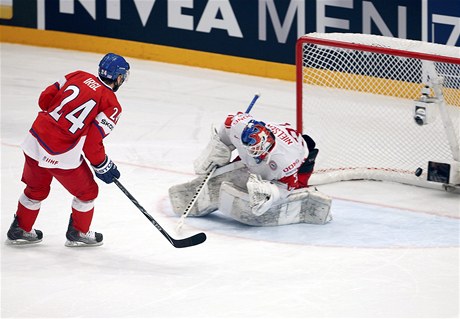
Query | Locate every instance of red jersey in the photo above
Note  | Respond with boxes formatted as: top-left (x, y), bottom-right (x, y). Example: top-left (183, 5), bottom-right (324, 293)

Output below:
top-left (21, 70), bottom-right (122, 169)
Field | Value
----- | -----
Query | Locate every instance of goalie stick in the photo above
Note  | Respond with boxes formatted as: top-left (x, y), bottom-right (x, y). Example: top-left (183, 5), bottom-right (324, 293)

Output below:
top-left (245, 92), bottom-right (260, 113)
top-left (113, 178), bottom-right (206, 248)
top-left (176, 93), bottom-right (261, 232)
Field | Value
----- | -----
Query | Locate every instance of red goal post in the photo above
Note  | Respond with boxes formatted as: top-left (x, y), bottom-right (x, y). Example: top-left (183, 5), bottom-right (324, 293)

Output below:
top-left (296, 33), bottom-right (460, 189)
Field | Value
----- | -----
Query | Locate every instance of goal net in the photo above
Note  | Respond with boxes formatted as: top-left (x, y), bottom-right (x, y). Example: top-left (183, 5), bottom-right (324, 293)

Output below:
top-left (296, 33), bottom-right (460, 189)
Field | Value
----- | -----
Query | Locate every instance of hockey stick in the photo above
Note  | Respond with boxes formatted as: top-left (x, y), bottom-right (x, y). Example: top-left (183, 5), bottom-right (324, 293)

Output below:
top-left (113, 178), bottom-right (206, 248)
top-left (176, 93), bottom-right (261, 232)
top-left (245, 92), bottom-right (260, 113)
top-left (176, 166), bottom-right (217, 232)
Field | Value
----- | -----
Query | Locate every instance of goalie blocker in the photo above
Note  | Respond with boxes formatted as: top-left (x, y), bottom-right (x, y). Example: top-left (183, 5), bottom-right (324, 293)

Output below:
top-left (168, 162), bottom-right (332, 226)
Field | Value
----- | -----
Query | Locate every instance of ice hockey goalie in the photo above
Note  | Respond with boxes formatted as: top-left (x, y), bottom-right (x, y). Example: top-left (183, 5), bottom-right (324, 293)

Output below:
top-left (169, 112), bottom-right (332, 226)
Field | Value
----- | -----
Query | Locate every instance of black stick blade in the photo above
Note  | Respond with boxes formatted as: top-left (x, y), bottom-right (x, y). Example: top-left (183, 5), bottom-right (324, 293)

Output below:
top-left (172, 232), bottom-right (207, 248)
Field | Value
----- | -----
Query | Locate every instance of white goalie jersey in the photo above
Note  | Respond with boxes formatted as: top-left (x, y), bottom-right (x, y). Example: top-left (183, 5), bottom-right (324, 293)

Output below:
top-left (170, 111), bottom-right (332, 227)
top-left (218, 112), bottom-right (309, 186)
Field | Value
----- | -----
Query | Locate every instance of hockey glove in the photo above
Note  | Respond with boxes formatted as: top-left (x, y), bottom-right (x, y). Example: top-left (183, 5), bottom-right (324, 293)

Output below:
top-left (246, 174), bottom-right (281, 216)
top-left (92, 156), bottom-right (120, 184)
top-left (193, 125), bottom-right (232, 174)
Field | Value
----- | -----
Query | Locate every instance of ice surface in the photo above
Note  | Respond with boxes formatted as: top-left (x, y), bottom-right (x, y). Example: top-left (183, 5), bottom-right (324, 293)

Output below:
top-left (1, 44), bottom-right (459, 318)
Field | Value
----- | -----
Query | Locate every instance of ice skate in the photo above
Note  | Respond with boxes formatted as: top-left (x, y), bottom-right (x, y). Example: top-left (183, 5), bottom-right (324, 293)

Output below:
top-left (65, 218), bottom-right (103, 247)
top-left (6, 215), bottom-right (43, 245)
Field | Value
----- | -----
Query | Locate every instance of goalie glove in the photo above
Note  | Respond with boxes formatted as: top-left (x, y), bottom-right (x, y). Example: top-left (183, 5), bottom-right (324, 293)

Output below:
top-left (193, 125), bottom-right (232, 175)
top-left (247, 174), bottom-right (280, 216)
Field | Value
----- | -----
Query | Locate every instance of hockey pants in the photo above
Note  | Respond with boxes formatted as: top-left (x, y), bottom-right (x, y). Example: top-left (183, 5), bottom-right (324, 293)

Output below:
top-left (16, 153), bottom-right (99, 233)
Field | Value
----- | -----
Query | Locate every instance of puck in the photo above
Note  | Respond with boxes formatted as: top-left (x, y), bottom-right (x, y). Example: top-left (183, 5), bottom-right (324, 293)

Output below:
top-left (415, 167), bottom-right (423, 177)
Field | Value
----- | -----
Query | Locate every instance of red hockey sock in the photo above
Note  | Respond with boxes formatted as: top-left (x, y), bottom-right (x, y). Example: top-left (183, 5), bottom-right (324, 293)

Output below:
top-left (16, 202), bottom-right (40, 232)
top-left (71, 208), bottom-right (94, 234)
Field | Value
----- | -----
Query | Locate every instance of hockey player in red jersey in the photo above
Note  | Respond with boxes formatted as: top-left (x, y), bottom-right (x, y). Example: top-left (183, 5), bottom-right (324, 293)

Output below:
top-left (169, 112), bottom-right (332, 226)
top-left (6, 53), bottom-right (130, 246)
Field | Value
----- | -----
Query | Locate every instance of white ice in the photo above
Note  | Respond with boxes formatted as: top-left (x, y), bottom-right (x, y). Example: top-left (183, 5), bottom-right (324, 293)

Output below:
top-left (1, 44), bottom-right (459, 318)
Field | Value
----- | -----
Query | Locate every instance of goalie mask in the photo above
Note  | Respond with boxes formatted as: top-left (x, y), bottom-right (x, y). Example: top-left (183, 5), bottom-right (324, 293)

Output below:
top-left (241, 120), bottom-right (275, 163)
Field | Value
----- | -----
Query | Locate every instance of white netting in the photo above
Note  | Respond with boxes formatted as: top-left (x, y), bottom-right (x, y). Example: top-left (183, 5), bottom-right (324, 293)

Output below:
top-left (297, 33), bottom-right (460, 189)
top-left (306, 32), bottom-right (460, 58)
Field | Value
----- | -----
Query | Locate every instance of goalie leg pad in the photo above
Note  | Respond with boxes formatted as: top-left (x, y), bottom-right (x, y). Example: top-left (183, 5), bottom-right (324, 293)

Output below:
top-left (298, 188), bottom-right (332, 225)
top-left (219, 182), bottom-right (281, 226)
top-left (218, 183), bottom-right (332, 226)
top-left (168, 164), bottom-right (249, 217)
top-left (168, 177), bottom-right (215, 217)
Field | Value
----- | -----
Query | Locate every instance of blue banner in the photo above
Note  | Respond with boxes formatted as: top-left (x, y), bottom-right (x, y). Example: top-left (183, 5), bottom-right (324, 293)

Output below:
top-left (1, 0), bottom-right (459, 65)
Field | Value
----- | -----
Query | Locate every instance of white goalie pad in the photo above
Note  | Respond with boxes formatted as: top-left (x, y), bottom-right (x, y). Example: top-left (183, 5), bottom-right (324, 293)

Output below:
top-left (193, 125), bottom-right (233, 175)
top-left (169, 161), bottom-right (248, 217)
top-left (291, 188), bottom-right (333, 225)
top-left (219, 182), bottom-right (332, 226)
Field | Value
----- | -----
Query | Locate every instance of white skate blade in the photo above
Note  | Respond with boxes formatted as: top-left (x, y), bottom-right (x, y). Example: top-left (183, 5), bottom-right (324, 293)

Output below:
top-left (5, 238), bottom-right (42, 246)
top-left (65, 240), bottom-right (103, 247)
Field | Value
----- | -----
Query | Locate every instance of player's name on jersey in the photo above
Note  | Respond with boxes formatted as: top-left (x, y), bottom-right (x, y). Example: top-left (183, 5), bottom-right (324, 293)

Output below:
top-left (266, 124), bottom-right (294, 145)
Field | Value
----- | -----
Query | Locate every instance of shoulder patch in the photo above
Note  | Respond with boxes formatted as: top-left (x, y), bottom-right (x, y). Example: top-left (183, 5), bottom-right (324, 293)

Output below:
top-left (269, 160), bottom-right (278, 171)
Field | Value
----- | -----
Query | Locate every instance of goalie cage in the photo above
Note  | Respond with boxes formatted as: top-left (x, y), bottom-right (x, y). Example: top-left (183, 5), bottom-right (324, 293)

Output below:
top-left (296, 33), bottom-right (460, 190)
